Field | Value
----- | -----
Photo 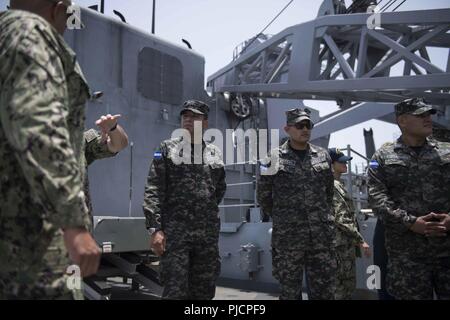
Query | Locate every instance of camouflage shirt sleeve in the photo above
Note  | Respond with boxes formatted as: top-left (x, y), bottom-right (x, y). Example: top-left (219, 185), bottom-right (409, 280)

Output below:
top-left (325, 152), bottom-right (334, 208)
top-left (142, 143), bottom-right (167, 230)
top-left (368, 151), bottom-right (417, 232)
top-left (0, 36), bottom-right (89, 229)
top-left (257, 154), bottom-right (275, 217)
top-left (333, 183), bottom-right (364, 244)
top-left (84, 129), bottom-right (117, 166)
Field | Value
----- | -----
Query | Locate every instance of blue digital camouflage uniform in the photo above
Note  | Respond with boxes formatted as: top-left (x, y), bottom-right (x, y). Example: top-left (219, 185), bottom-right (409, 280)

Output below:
top-left (143, 135), bottom-right (227, 300)
top-left (0, 10), bottom-right (95, 299)
top-left (257, 140), bottom-right (337, 300)
top-left (368, 137), bottom-right (450, 299)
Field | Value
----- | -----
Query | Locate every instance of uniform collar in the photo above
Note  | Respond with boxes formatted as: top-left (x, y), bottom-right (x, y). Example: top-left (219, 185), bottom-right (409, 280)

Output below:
top-left (176, 135), bottom-right (209, 148)
top-left (281, 139), bottom-right (316, 155)
top-left (394, 136), bottom-right (438, 152)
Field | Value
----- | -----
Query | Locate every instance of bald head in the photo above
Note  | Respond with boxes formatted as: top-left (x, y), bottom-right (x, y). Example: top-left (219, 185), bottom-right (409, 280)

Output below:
top-left (10, 0), bottom-right (71, 34)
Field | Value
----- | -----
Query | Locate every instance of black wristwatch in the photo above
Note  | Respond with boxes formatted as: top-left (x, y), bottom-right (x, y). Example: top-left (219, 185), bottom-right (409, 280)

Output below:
top-left (109, 123), bottom-right (118, 132)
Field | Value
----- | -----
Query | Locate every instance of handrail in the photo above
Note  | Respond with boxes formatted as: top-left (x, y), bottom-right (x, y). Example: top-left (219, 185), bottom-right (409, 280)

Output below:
top-left (227, 182), bottom-right (254, 187)
top-left (337, 146), bottom-right (370, 162)
top-left (219, 203), bottom-right (256, 208)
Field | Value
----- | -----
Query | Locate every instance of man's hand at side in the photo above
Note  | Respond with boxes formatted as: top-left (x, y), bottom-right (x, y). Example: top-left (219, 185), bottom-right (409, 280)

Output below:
top-left (150, 230), bottom-right (166, 257)
top-left (63, 228), bottom-right (101, 277)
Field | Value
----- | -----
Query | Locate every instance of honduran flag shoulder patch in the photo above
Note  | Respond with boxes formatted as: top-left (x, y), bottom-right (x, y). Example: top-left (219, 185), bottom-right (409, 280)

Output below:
top-left (369, 160), bottom-right (379, 169)
top-left (153, 151), bottom-right (163, 159)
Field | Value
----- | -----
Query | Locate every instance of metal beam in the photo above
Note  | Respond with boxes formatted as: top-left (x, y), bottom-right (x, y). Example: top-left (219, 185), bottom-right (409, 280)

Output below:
top-left (311, 103), bottom-right (395, 140)
top-left (208, 8), bottom-right (450, 105)
top-left (447, 49), bottom-right (450, 72)
top-left (364, 24), bottom-right (449, 77)
top-left (243, 54), bottom-right (263, 82)
top-left (267, 56), bottom-right (289, 84)
top-left (419, 46), bottom-right (432, 75)
top-left (370, 34), bottom-right (407, 75)
top-left (382, 24), bottom-right (413, 35)
top-left (263, 43), bottom-right (291, 83)
top-left (323, 34), bottom-right (355, 79)
top-left (260, 51), bottom-right (267, 82)
top-left (367, 28), bottom-right (445, 75)
top-left (320, 41), bottom-right (353, 80)
top-left (411, 63), bottom-right (424, 75)
top-left (314, 8), bottom-right (450, 27)
top-left (220, 73), bottom-right (450, 93)
top-left (319, 57), bottom-right (338, 80)
top-left (403, 59), bottom-right (413, 76)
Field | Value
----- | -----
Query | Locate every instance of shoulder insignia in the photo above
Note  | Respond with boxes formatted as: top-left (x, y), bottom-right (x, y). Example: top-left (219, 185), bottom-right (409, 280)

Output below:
top-left (153, 150), bottom-right (163, 160)
top-left (369, 160), bottom-right (379, 169)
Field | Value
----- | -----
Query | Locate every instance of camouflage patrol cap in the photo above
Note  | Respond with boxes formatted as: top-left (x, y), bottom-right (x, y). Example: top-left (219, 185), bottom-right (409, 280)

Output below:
top-left (395, 97), bottom-right (436, 116)
top-left (180, 100), bottom-right (210, 118)
top-left (286, 108), bottom-right (313, 126)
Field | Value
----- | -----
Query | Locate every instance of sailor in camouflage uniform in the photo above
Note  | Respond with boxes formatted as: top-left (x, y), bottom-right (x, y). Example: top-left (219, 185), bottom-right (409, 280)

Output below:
top-left (143, 100), bottom-right (226, 299)
top-left (0, 1), bottom-right (102, 299)
top-left (368, 98), bottom-right (450, 300)
top-left (257, 108), bottom-right (337, 300)
top-left (329, 148), bottom-right (370, 300)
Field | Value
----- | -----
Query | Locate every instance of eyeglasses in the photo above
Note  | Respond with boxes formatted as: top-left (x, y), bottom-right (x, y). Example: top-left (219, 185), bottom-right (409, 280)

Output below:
top-left (293, 122), bottom-right (312, 130)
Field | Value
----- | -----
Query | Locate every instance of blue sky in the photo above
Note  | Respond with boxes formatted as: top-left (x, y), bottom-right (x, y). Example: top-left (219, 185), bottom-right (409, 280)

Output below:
top-left (2, 0), bottom-right (449, 169)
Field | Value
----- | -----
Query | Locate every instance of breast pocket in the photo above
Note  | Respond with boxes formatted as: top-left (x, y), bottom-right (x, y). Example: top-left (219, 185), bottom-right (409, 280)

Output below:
top-left (312, 161), bottom-right (330, 173)
top-left (383, 159), bottom-right (410, 188)
top-left (168, 161), bottom-right (187, 178)
top-left (424, 156), bottom-right (450, 207)
top-left (273, 164), bottom-right (296, 200)
top-left (312, 161), bottom-right (331, 185)
top-left (276, 163), bottom-right (295, 176)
